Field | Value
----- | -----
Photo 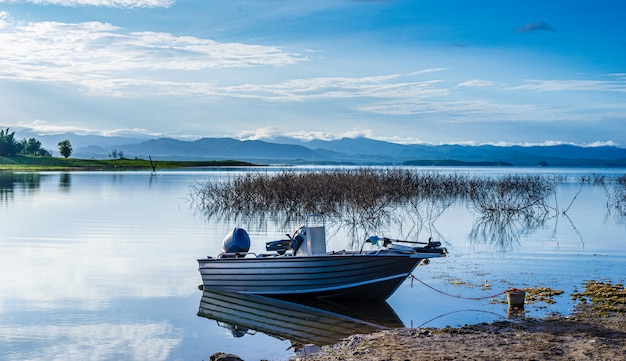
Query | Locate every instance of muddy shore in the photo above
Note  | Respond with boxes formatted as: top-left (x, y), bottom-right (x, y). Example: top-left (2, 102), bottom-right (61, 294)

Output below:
top-left (209, 309), bottom-right (625, 361)
top-left (297, 309), bottom-right (626, 361)
top-left (210, 281), bottom-right (625, 361)
top-left (211, 311), bottom-right (626, 361)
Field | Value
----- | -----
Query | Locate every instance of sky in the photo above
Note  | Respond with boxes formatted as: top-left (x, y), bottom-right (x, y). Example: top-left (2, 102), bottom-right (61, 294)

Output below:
top-left (0, 0), bottom-right (625, 146)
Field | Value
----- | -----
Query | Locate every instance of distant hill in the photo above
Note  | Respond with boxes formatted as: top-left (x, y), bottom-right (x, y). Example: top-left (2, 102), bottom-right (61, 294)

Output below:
top-left (28, 132), bottom-right (147, 152)
top-left (114, 137), bottom-right (317, 161)
top-left (34, 134), bottom-right (626, 167)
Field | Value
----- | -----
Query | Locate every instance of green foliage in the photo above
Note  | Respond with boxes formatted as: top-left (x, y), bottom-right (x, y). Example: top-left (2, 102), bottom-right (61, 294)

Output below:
top-left (0, 128), bottom-right (18, 156)
top-left (1, 128), bottom-right (51, 156)
top-left (109, 148), bottom-right (124, 159)
top-left (19, 138), bottom-right (51, 156)
top-left (58, 140), bottom-right (73, 158)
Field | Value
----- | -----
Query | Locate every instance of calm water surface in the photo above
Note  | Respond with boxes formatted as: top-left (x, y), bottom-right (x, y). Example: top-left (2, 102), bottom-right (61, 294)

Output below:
top-left (1, 167), bottom-right (625, 360)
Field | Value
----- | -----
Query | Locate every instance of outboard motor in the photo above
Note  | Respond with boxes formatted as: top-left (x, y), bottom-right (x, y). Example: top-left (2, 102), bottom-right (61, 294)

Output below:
top-left (221, 228), bottom-right (251, 254)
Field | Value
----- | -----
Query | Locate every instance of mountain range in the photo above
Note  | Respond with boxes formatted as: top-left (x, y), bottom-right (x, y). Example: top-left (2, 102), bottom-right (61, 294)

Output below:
top-left (33, 133), bottom-right (626, 167)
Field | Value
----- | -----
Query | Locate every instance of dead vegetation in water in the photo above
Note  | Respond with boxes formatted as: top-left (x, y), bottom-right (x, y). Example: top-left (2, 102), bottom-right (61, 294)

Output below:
top-left (611, 175), bottom-right (626, 216)
top-left (190, 169), bottom-right (626, 248)
top-left (468, 174), bottom-right (556, 217)
top-left (191, 169), bottom-right (558, 220)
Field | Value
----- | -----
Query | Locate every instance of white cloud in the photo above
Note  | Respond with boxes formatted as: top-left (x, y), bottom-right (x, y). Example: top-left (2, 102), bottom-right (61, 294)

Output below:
top-left (0, 15), bottom-right (304, 95)
top-left (13, 119), bottom-right (167, 138)
top-left (238, 127), bottom-right (376, 142)
top-left (377, 135), bottom-right (427, 145)
top-left (236, 127), bottom-right (621, 147)
top-left (457, 79), bottom-right (497, 88)
top-left (584, 140), bottom-right (619, 147)
top-left (0, 16), bottom-right (442, 102)
top-left (356, 98), bottom-right (548, 120)
top-left (7, 119), bottom-right (621, 148)
top-left (219, 73), bottom-right (449, 102)
top-left (0, 0), bottom-right (174, 8)
top-left (0, 11), bottom-right (10, 28)
top-left (15, 119), bottom-right (95, 134)
top-left (510, 79), bottom-right (626, 93)
top-left (484, 140), bottom-right (619, 147)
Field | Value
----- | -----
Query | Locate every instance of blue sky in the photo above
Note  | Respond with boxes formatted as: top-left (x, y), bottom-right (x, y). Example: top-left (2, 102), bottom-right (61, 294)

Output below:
top-left (0, 0), bottom-right (625, 146)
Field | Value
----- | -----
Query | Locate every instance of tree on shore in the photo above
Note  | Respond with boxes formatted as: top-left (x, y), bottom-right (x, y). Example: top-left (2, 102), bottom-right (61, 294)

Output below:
top-left (0, 128), bottom-right (18, 156)
top-left (109, 149), bottom-right (125, 159)
top-left (20, 138), bottom-right (51, 156)
top-left (58, 140), bottom-right (73, 158)
top-left (1, 128), bottom-right (52, 157)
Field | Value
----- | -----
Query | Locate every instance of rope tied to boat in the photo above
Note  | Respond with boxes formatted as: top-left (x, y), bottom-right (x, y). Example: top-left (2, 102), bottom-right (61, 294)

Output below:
top-left (409, 274), bottom-right (509, 301)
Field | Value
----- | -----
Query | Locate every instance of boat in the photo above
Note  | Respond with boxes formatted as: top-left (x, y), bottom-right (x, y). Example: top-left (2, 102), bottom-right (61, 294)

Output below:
top-left (197, 214), bottom-right (447, 301)
top-left (197, 289), bottom-right (404, 352)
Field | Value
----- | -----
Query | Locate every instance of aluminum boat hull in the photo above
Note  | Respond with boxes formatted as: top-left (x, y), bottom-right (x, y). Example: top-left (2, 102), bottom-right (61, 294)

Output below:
top-left (197, 253), bottom-right (425, 301)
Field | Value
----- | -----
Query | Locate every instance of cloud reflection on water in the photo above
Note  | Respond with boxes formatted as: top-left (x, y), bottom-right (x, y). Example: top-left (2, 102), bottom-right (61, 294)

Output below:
top-left (0, 322), bottom-right (181, 361)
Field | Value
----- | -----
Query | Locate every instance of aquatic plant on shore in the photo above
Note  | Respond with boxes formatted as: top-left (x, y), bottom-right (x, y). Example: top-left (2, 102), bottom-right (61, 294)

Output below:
top-left (572, 280), bottom-right (626, 316)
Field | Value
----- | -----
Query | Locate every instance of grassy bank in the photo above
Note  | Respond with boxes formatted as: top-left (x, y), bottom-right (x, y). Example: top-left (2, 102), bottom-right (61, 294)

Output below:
top-left (0, 156), bottom-right (258, 171)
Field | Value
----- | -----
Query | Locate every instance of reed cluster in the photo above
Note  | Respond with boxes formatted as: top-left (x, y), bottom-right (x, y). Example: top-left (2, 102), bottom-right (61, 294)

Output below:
top-left (612, 175), bottom-right (626, 215)
top-left (191, 168), bottom-right (557, 220)
top-left (468, 174), bottom-right (556, 217)
top-left (191, 169), bottom-right (626, 248)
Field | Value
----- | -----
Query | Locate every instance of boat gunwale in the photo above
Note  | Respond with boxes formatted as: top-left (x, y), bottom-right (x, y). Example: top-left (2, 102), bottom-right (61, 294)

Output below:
top-left (197, 250), bottom-right (444, 263)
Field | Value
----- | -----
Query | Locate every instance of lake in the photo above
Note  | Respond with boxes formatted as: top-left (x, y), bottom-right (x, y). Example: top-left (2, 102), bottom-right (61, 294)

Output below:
top-left (1, 167), bottom-right (625, 360)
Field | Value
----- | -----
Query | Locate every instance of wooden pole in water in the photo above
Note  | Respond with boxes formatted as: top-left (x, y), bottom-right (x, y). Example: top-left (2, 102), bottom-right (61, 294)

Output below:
top-left (149, 155), bottom-right (157, 173)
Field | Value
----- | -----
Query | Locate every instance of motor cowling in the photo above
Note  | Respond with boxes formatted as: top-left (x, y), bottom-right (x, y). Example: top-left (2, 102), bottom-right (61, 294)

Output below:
top-left (221, 228), bottom-right (251, 254)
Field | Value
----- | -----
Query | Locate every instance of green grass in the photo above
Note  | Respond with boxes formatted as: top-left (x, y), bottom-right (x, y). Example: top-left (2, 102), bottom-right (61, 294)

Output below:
top-left (0, 156), bottom-right (258, 171)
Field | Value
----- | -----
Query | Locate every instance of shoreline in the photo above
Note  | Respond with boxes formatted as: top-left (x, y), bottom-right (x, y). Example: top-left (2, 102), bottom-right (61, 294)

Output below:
top-left (299, 307), bottom-right (626, 361)
top-left (0, 156), bottom-right (259, 171)
top-left (208, 305), bottom-right (626, 361)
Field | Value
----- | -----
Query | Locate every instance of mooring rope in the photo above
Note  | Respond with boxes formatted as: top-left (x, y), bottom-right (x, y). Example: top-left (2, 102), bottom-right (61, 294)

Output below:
top-left (409, 274), bottom-right (509, 300)
top-left (415, 309), bottom-right (508, 328)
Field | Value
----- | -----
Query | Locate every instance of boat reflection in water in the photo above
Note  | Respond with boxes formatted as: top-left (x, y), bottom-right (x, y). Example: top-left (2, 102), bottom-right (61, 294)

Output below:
top-left (197, 289), bottom-right (403, 356)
